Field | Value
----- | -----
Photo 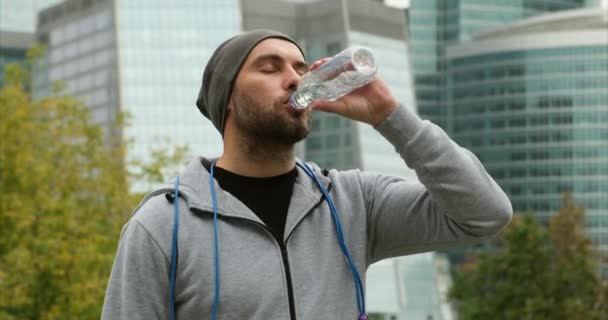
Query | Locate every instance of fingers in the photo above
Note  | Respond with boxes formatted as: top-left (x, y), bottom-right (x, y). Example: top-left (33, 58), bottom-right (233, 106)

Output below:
top-left (309, 58), bottom-right (331, 71)
top-left (310, 99), bottom-right (343, 113)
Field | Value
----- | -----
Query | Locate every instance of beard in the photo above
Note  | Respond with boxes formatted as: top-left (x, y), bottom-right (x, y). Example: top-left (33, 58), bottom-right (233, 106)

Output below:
top-left (231, 89), bottom-right (311, 147)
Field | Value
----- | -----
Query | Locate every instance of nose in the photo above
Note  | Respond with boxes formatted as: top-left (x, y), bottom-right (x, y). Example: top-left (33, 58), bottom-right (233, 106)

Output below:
top-left (284, 67), bottom-right (302, 92)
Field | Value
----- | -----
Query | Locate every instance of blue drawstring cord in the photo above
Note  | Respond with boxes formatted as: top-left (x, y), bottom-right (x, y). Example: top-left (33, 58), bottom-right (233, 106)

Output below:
top-left (170, 164), bottom-right (221, 320)
top-left (296, 162), bottom-right (367, 319)
top-left (170, 161), bottom-right (366, 320)
top-left (169, 176), bottom-right (180, 320)
top-left (209, 162), bottom-right (221, 320)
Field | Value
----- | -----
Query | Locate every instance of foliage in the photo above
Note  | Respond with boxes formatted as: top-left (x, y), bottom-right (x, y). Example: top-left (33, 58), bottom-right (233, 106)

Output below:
top-left (129, 137), bottom-right (190, 194)
top-left (449, 194), bottom-right (608, 320)
top-left (0, 64), bottom-right (132, 319)
top-left (0, 49), bottom-right (188, 318)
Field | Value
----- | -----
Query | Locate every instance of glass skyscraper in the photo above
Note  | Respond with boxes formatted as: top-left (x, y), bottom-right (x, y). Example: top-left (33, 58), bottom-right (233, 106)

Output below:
top-left (1, 0), bottom-right (61, 87)
top-left (36, 0), bottom-right (240, 190)
top-left (408, 1), bottom-right (598, 265)
top-left (366, 253), bottom-right (455, 320)
top-left (115, 0), bottom-right (240, 178)
top-left (445, 8), bottom-right (608, 276)
top-left (0, 31), bottom-right (35, 87)
top-left (409, 0), bottom-right (586, 130)
top-left (36, 0), bottom-right (120, 137)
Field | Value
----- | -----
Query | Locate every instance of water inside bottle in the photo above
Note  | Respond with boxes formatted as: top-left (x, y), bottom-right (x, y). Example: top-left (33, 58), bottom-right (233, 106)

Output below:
top-left (289, 47), bottom-right (376, 109)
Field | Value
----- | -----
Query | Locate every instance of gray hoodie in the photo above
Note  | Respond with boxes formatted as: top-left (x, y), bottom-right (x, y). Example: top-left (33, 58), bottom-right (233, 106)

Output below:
top-left (101, 105), bottom-right (512, 320)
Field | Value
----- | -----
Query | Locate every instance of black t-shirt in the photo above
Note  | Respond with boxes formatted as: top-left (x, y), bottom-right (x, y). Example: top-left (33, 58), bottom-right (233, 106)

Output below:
top-left (212, 166), bottom-right (297, 241)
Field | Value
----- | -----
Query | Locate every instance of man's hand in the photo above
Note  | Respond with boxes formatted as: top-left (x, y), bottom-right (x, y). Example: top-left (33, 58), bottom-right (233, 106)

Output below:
top-left (307, 58), bottom-right (399, 127)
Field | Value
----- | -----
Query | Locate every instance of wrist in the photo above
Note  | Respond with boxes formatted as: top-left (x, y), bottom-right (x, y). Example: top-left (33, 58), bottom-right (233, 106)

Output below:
top-left (369, 100), bottom-right (399, 127)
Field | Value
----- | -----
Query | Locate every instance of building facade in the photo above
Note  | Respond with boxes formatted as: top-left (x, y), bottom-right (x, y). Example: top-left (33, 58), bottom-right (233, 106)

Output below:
top-left (407, 1), bottom-right (603, 268)
top-left (445, 8), bottom-right (608, 276)
top-left (0, 31), bottom-right (35, 86)
top-left (366, 253), bottom-right (455, 320)
top-left (36, 0), bottom-right (240, 190)
top-left (1, 0), bottom-right (61, 87)
top-left (408, 0), bottom-right (587, 131)
top-left (36, 0), bottom-right (121, 137)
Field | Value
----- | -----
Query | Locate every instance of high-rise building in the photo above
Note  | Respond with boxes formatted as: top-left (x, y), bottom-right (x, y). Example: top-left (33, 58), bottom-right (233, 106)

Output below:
top-left (408, 1), bottom-right (595, 266)
top-left (366, 253), bottom-right (455, 320)
top-left (586, 0), bottom-right (605, 7)
top-left (35, 0), bottom-right (121, 137)
top-left (409, 0), bottom-right (586, 131)
top-left (445, 7), bottom-right (608, 276)
top-left (36, 0), bottom-right (241, 189)
top-left (1, 0), bottom-right (62, 87)
top-left (0, 31), bottom-right (35, 86)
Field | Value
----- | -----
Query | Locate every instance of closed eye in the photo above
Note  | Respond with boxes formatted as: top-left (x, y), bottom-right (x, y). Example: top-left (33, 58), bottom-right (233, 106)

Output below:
top-left (259, 62), bottom-right (279, 73)
top-left (260, 67), bottom-right (278, 73)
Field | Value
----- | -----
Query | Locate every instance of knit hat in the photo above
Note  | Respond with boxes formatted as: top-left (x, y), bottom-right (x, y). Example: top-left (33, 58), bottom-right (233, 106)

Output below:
top-left (195, 29), bottom-right (305, 135)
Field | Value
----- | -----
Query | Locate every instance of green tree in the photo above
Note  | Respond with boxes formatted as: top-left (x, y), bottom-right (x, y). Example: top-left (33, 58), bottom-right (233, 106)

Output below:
top-left (0, 51), bottom-right (189, 318)
top-left (0, 65), bottom-right (133, 319)
top-left (449, 194), bottom-right (608, 320)
top-left (129, 137), bottom-right (190, 194)
top-left (0, 46), bottom-right (188, 320)
top-left (546, 193), bottom-right (607, 317)
top-left (0, 62), bottom-right (133, 318)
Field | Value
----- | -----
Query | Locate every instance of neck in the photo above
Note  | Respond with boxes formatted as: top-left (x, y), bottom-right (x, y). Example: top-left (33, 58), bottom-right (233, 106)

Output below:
top-left (217, 135), bottom-right (297, 177)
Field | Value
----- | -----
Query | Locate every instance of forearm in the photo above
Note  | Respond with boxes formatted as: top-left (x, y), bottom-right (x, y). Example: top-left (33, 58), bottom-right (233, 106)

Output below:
top-left (374, 104), bottom-right (513, 235)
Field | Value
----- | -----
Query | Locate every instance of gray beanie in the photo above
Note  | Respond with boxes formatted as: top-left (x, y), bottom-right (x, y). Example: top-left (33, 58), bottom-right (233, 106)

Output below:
top-left (196, 29), bottom-right (305, 135)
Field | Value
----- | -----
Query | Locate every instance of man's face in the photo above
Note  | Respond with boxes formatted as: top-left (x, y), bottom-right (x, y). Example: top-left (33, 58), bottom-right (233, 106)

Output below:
top-left (228, 38), bottom-right (312, 146)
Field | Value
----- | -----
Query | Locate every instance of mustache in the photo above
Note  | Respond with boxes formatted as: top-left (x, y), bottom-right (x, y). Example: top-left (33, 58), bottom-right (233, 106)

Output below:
top-left (279, 94), bottom-right (293, 105)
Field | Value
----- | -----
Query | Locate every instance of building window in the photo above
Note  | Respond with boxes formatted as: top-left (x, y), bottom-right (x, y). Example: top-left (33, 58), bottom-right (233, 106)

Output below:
top-left (325, 116), bottom-right (341, 130)
top-left (326, 134), bottom-right (340, 148)
top-left (326, 42), bottom-right (342, 56)
top-left (307, 136), bottom-right (321, 150)
top-left (510, 152), bottom-right (526, 161)
top-left (509, 118), bottom-right (525, 127)
top-left (312, 118), bottom-right (321, 130)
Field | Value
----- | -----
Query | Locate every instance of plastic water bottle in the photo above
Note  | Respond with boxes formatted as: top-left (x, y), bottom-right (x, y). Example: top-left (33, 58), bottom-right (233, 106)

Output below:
top-left (289, 46), bottom-right (377, 109)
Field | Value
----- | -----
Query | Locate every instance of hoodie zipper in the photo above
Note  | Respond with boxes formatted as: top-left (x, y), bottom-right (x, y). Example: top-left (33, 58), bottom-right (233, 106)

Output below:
top-left (277, 233), bottom-right (297, 320)
top-left (191, 209), bottom-right (298, 320)
top-left (234, 184), bottom-right (332, 320)
top-left (188, 181), bottom-right (331, 319)
top-left (235, 219), bottom-right (297, 320)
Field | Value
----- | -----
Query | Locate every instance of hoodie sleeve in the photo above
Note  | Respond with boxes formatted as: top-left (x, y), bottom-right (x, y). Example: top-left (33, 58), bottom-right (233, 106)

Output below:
top-left (101, 218), bottom-right (171, 320)
top-left (363, 104), bottom-right (513, 264)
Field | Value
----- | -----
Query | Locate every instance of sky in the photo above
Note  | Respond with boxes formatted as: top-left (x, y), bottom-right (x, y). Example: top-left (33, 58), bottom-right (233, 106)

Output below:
top-left (283, 0), bottom-right (410, 8)
top-left (384, 0), bottom-right (410, 9)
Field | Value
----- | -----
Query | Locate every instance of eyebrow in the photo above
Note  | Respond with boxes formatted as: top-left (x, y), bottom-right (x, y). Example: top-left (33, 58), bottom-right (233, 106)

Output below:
top-left (251, 53), bottom-right (308, 73)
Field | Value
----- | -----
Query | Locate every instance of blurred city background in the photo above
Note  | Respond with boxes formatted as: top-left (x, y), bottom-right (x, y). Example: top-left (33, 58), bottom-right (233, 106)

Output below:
top-left (1, 0), bottom-right (607, 319)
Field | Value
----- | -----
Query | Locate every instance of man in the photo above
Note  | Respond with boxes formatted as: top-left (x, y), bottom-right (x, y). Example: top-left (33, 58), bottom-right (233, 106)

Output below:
top-left (101, 29), bottom-right (512, 320)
